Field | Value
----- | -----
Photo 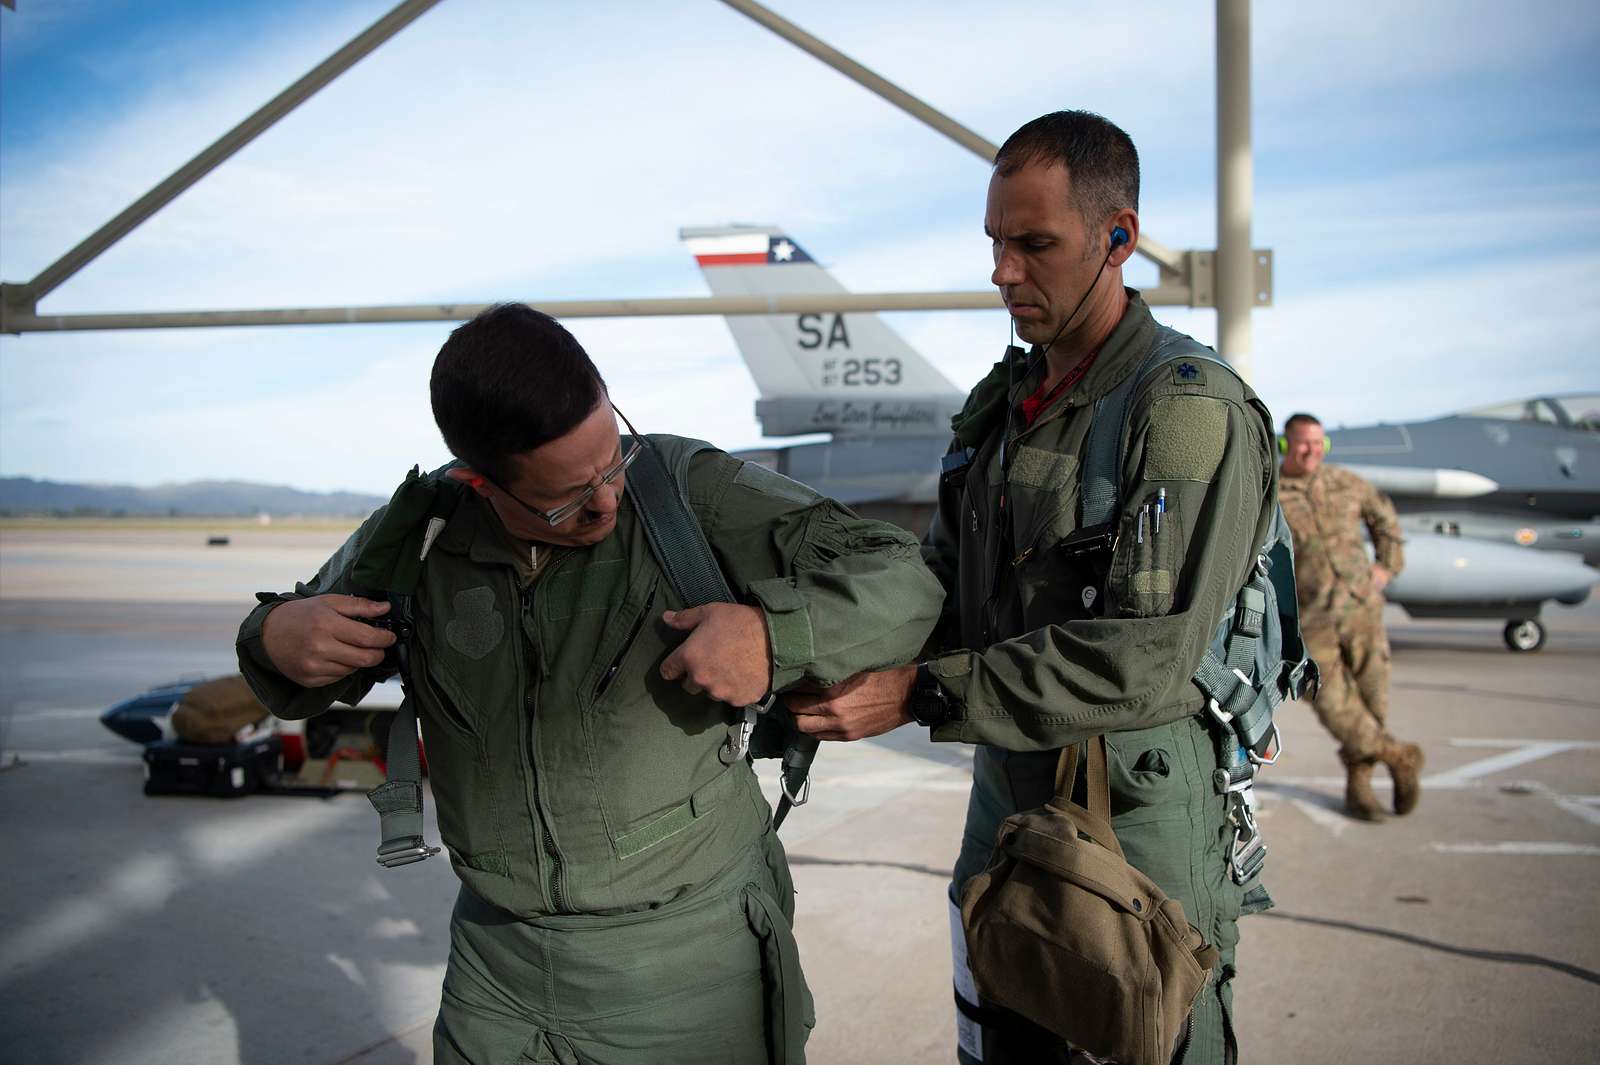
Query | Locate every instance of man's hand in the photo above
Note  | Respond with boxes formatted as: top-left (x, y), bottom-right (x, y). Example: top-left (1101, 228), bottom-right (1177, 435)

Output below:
top-left (659, 604), bottom-right (772, 706)
top-left (260, 594), bottom-right (397, 688)
top-left (1371, 564), bottom-right (1393, 593)
top-left (787, 666), bottom-right (916, 742)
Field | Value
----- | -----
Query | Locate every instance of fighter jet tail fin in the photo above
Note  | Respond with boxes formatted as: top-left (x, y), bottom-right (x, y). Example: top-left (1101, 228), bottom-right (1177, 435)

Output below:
top-left (680, 224), bottom-right (962, 438)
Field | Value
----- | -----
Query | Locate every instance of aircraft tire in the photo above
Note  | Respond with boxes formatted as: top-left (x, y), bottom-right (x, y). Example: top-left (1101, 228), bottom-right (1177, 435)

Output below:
top-left (1503, 618), bottom-right (1546, 653)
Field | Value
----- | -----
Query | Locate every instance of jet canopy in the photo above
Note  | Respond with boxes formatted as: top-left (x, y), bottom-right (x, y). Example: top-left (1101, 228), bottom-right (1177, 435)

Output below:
top-left (1458, 395), bottom-right (1600, 433)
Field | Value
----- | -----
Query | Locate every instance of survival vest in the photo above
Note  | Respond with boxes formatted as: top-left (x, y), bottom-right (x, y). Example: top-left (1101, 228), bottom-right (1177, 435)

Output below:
top-left (947, 328), bottom-right (1318, 885)
top-left (1081, 329), bottom-right (1319, 884)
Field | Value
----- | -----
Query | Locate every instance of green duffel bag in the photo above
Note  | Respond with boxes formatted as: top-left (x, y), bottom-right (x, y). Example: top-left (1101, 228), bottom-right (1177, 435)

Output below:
top-left (959, 736), bottom-right (1219, 1065)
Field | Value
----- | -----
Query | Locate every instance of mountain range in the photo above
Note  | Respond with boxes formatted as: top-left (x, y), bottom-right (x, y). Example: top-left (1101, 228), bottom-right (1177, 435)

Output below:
top-left (0, 477), bottom-right (386, 517)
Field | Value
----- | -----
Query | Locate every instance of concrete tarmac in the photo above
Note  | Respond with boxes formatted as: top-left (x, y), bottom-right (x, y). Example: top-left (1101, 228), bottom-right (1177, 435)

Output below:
top-left (1, 524), bottom-right (1597, 1064)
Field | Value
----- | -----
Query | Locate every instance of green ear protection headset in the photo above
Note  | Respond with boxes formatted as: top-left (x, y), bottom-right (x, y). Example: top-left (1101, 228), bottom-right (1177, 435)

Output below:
top-left (1277, 435), bottom-right (1332, 455)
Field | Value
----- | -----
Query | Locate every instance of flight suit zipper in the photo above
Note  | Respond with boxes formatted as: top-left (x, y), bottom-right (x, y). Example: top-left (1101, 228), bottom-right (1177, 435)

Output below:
top-left (517, 575), bottom-right (569, 914)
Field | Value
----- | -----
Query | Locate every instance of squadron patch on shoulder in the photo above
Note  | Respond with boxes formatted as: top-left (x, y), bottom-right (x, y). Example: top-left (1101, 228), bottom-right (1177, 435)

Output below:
top-left (1172, 361), bottom-right (1206, 386)
top-left (1144, 395), bottom-right (1227, 482)
top-left (734, 460), bottom-right (817, 505)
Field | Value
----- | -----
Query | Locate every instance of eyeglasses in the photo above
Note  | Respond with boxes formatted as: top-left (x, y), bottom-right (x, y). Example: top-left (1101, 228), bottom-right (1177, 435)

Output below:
top-left (493, 403), bottom-right (644, 527)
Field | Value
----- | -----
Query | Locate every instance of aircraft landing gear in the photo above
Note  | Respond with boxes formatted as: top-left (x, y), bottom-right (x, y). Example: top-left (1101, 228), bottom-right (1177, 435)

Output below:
top-left (1503, 618), bottom-right (1546, 653)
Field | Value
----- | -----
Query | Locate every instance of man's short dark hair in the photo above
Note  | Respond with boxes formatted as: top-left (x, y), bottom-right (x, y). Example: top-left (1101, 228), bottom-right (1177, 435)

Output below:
top-left (430, 303), bottom-right (607, 486)
top-left (1283, 413), bottom-right (1323, 435)
top-left (994, 110), bottom-right (1140, 226)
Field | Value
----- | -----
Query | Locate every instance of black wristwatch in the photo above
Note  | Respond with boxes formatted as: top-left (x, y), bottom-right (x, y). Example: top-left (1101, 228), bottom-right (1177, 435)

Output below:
top-left (909, 662), bottom-right (955, 728)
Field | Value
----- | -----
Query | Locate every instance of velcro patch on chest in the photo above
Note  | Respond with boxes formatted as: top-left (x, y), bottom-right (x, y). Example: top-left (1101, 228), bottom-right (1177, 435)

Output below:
top-left (1144, 395), bottom-right (1228, 482)
top-left (1009, 445), bottom-right (1077, 491)
top-left (445, 586), bottom-right (505, 660)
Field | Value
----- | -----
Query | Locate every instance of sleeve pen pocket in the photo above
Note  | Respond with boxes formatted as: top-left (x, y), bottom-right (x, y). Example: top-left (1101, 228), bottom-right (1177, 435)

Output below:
top-left (1110, 487), bottom-right (1181, 618)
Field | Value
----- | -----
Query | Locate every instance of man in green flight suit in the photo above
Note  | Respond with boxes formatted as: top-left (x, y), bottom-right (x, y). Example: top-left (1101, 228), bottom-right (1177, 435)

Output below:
top-left (789, 112), bottom-right (1281, 1064)
top-left (236, 303), bottom-right (944, 1065)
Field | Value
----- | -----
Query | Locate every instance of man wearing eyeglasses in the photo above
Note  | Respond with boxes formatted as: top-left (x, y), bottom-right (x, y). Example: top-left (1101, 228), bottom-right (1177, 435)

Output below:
top-left (236, 303), bottom-right (943, 1065)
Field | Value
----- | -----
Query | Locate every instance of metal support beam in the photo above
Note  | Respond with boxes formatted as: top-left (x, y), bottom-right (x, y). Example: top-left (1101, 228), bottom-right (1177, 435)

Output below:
top-left (718, 0), bottom-right (1182, 277)
top-left (717, 0), bottom-right (997, 163)
top-left (10, 0), bottom-right (443, 312)
top-left (0, 1), bottom-right (1243, 338)
top-left (2, 283), bottom-right (1200, 334)
top-left (1216, 0), bottom-right (1254, 380)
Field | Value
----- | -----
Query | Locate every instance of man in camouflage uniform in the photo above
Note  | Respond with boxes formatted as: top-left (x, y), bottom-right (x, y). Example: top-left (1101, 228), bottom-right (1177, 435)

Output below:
top-left (237, 304), bottom-right (944, 1064)
top-left (1278, 412), bottom-right (1423, 820)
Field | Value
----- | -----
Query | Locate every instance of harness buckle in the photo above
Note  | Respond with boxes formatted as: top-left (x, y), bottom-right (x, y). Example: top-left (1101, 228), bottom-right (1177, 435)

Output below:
top-left (1248, 720), bottom-right (1283, 766)
top-left (375, 839), bottom-right (441, 868)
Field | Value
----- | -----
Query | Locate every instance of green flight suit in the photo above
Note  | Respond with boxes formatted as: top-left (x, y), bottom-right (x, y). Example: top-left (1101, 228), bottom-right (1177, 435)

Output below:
top-left (237, 436), bottom-right (944, 1065)
top-left (922, 293), bottom-right (1278, 1065)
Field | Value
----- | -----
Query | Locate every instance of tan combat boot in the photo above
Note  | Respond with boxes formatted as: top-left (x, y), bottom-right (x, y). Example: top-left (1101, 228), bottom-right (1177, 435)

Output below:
top-left (1379, 738), bottom-right (1425, 816)
top-left (1344, 759), bottom-right (1386, 821)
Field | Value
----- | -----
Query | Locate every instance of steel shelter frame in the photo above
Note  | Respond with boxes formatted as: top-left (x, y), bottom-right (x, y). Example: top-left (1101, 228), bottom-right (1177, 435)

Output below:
top-left (0, 0), bottom-right (1269, 376)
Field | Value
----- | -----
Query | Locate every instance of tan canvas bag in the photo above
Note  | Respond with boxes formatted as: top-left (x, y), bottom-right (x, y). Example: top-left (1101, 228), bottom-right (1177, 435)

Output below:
top-left (959, 737), bottom-right (1219, 1065)
top-left (171, 674), bottom-right (269, 745)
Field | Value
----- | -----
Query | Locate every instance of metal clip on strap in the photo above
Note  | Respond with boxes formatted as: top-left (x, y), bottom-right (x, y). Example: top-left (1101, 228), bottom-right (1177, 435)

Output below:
top-left (1225, 790), bottom-right (1265, 884)
top-left (779, 744), bottom-right (813, 807)
top-left (720, 694), bottom-right (774, 765)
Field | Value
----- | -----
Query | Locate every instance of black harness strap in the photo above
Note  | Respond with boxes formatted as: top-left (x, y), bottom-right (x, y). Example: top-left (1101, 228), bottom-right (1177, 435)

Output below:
top-left (625, 438), bottom-right (816, 830)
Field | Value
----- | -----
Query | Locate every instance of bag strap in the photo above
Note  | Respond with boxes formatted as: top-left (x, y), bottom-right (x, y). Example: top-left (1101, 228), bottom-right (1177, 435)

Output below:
top-left (354, 466), bottom-right (462, 868)
top-left (1051, 738), bottom-right (1116, 827)
top-left (624, 438), bottom-right (817, 830)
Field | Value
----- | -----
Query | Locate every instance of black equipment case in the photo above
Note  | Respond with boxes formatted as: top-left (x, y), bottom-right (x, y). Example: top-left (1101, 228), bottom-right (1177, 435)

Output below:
top-left (143, 736), bottom-right (282, 798)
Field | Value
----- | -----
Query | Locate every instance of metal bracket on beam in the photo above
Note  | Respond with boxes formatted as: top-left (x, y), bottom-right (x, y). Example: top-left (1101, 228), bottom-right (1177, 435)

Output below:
top-left (1253, 248), bottom-right (1274, 306)
top-left (0, 284), bottom-right (36, 336)
top-left (1178, 248), bottom-right (1271, 309)
top-left (1185, 250), bottom-right (1215, 309)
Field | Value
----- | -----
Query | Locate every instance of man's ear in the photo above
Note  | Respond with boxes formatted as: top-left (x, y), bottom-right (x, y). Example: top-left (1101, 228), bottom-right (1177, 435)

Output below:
top-left (445, 466), bottom-right (492, 497)
top-left (1107, 208), bottom-right (1140, 268)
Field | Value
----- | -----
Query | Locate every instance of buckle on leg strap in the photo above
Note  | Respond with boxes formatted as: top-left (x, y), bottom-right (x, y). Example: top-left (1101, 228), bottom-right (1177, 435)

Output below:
top-left (377, 838), bottom-right (441, 868)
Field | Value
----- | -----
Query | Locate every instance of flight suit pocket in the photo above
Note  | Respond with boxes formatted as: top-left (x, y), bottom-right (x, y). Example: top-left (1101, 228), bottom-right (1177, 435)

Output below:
top-left (411, 646), bottom-right (508, 877)
top-left (1106, 729), bottom-right (1184, 816)
top-left (743, 878), bottom-right (817, 1064)
top-left (1006, 447), bottom-right (1079, 554)
top-left (1110, 491), bottom-right (1183, 618)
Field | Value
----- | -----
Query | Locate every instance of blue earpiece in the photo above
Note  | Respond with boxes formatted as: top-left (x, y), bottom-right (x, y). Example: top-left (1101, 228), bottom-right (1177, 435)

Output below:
top-left (1110, 226), bottom-right (1130, 249)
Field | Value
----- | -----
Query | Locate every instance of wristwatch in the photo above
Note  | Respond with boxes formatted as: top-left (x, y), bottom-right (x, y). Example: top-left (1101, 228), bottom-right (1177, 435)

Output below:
top-left (909, 662), bottom-right (955, 728)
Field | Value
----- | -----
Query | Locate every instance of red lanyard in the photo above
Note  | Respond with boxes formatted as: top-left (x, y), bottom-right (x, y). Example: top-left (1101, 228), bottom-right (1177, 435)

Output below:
top-left (1020, 347), bottom-right (1101, 427)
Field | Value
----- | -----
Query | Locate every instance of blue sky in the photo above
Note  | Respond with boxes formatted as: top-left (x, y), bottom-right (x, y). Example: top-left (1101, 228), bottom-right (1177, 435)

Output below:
top-left (2, 0), bottom-right (1597, 494)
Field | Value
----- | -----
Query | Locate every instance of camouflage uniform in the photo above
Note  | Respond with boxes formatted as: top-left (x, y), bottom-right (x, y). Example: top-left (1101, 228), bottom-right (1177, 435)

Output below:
top-left (1277, 464), bottom-right (1403, 765)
